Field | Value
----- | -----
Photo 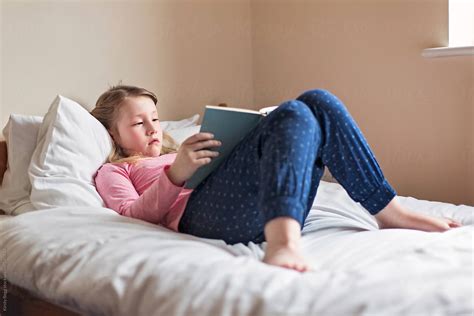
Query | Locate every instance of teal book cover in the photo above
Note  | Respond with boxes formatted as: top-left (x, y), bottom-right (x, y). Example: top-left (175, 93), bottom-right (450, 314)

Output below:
top-left (184, 105), bottom-right (275, 189)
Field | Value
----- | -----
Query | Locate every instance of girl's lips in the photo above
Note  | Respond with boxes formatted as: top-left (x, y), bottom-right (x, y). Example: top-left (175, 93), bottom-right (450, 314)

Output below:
top-left (148, 139), bottom-right (160, 145)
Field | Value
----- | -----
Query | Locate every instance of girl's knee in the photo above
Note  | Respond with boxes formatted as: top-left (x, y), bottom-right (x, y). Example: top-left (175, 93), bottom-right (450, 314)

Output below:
top-left (298, 88), bottom-right (333, 101)
top-left (276, 100), bottom-right (313, 118)
top-left (296, 89), bottom-right (345, 114)
top-left (271, 100), bottom-right (318, 131)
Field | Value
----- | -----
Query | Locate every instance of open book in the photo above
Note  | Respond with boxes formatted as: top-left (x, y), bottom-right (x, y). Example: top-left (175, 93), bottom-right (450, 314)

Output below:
top-left (184, 105), bottom-right (277, 189)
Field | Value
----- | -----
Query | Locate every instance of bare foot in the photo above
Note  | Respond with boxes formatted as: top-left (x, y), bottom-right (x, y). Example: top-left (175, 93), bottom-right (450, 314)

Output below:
top-left (263, 217), bottom-right (312, 272)
top-left (375, 196), bottom-right (463, 232)
top-left (262, 244), bottom-right (311, 273)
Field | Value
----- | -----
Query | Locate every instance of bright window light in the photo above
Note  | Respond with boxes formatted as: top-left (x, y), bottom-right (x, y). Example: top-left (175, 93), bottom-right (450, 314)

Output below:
top-left (449, 0), bottom-right (474, 46)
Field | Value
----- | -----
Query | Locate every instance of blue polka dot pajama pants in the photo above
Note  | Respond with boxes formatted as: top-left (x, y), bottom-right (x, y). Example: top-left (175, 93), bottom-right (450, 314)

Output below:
top-left (178, 89), bottom-right (397, 244)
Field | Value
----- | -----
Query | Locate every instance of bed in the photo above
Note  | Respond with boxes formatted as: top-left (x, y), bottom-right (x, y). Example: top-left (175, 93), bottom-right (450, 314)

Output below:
top-left (0, 95), bottom-right (473, 316)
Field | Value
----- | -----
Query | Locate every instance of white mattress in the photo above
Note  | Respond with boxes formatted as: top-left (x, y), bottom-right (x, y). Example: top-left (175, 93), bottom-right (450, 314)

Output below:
top-left (0, 181), bottom-right (472, 316)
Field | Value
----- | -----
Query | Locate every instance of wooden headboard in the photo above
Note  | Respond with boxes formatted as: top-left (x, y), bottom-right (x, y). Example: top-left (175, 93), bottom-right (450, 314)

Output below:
top-left (0, 140), bottom-right (7, 184)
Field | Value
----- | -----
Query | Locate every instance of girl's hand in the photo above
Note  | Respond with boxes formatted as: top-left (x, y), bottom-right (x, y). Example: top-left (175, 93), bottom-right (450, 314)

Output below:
top-left (166, 133), bottom-right (221, 186)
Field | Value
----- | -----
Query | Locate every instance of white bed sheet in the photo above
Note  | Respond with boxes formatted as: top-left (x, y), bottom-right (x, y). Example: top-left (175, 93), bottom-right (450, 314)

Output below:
top-left (0, 180), bottom-right (472, 316)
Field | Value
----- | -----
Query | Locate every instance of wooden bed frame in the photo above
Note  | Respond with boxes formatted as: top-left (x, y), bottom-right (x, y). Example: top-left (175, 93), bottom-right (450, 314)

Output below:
top-left (0, 140), bottom-right (80, 315)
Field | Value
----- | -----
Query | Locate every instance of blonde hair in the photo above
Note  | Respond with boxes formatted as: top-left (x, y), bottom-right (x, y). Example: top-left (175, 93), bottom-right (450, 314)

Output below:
top-left (91, 84), bottom-right (179, 164)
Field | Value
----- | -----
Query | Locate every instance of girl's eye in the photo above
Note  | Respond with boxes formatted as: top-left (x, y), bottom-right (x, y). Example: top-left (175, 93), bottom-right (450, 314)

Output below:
top-left (133, 122), bottom-right (143, 126)
top-left (152, 118), bottom-right (159, 122)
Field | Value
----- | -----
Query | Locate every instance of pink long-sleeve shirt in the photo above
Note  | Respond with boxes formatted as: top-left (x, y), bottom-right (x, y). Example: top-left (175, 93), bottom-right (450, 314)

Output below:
top-left (94, 153), bottom-right (193, 231)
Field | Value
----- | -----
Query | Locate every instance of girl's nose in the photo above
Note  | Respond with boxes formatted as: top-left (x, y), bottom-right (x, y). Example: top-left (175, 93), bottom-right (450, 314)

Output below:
top-left (147, 129), bottom-right (157, 136)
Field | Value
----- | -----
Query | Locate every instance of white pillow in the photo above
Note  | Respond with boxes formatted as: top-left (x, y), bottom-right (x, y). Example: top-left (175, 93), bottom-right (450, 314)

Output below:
top-left (160, 114), bottom-right (199, 131)
top-left (0, 100), bottom-right (199, 212)
top-left (166, 125), bottom-right (201, 144)
top-left (29, 95), bottom-right (113, 209)
top-left (0, 114), bottom-right (42, 215)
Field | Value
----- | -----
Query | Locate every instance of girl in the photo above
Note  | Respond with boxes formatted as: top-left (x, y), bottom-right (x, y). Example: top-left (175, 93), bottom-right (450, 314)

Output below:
top-left (91, 85), bottom-right (462, 273)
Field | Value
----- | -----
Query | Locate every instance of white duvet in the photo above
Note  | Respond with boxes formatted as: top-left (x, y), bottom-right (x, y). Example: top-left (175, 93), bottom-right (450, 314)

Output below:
top-left (0, 181), bottom-right (473, 316)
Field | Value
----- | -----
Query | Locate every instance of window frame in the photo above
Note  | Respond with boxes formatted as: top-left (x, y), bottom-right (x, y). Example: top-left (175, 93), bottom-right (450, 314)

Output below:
top-left (422, 0), bottom-right (473, 58)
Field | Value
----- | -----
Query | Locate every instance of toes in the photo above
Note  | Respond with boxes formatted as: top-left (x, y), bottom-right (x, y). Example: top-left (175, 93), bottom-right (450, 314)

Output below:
top-left (294, 263), bottom-right (310, 273)
top-left (262, 247), bottom-right (311, 272)
top-left (443, 217), bottom-right (462, 228)
top-left (449, 221), bottom-right (462, 228)
top-left (280, 262), bottom-right (308, 273)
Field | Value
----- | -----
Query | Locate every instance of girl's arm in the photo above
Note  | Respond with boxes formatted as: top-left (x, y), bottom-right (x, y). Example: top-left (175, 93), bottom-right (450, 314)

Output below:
top-left (95, 163), bottom-right (184, 224)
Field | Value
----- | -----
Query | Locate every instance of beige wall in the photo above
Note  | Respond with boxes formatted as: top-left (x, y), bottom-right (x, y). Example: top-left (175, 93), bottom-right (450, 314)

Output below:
top-left (1, 0), bottom-right (253, 123)
top-left (468, 60), bottom-right (474, 206)
top-left (1, 0), bottom-right (473, 205)
top-left (251, 0), bottom-right (473, 206)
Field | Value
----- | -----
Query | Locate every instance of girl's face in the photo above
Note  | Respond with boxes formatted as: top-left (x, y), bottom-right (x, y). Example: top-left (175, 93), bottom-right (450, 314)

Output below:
top-left (111, 96), bottom-right (163, 157)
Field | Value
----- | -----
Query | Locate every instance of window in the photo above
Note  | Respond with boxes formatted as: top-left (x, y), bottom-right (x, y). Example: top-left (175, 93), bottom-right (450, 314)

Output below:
top-left (449, 0), bottom-right (474, 47)
top-left (422, 0), bottom-right (474, 57)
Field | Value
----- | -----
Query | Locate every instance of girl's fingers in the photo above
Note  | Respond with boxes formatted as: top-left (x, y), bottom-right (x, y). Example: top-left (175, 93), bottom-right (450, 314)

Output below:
top-left (183, 132), bottom-right (215, 145)
top-left (195, 150), bottom-right (219, 159)
top-left (195, 157), bottom-right (212, 166)
top-left (190, 139), bottom-right (222, 151)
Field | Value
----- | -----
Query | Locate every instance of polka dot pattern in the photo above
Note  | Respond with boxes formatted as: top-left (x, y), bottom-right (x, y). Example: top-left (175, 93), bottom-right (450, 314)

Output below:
top-left (179, 88), bottom-right (397, 244)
